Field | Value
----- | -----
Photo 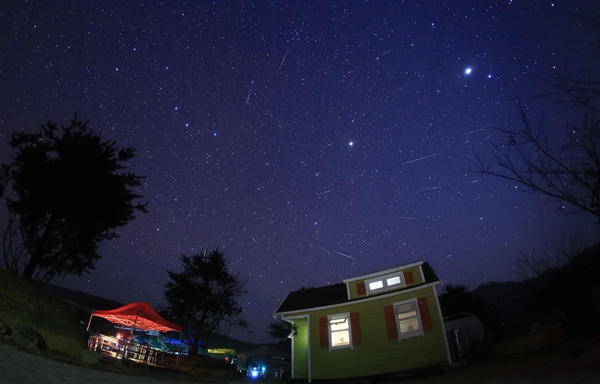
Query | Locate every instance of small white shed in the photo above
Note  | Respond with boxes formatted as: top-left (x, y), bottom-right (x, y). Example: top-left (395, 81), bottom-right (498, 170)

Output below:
top-left (444, 313), bottom-right (485, 363)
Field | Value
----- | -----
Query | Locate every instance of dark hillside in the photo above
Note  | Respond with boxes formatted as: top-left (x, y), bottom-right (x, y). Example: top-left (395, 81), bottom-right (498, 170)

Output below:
top-left (0, 268), bottom-right (89, 357)
top-left (42, 284), bottom-right (125, 311)
top-left (42, 282), bottom-right (263, 352)
top-left (474, 242), bottom-right (600, 344)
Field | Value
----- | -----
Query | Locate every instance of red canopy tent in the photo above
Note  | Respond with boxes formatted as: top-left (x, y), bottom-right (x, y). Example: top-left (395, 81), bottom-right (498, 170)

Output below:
top-left (87, 302), bottom-right (184, 367)
top-left (88, 302), bottom-right (181, 332)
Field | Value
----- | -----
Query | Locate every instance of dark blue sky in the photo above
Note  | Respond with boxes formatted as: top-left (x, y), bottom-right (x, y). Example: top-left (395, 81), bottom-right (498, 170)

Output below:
top-left (1, 0), bottom-right (598, 343)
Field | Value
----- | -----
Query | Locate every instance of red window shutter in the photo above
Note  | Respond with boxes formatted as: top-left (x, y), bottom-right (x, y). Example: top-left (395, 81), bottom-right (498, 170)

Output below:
top-left (356, 282), bottom-right (366, 296)
top-left (418, 297), bottom-right (434, 332)
top-left (384, 305), bottom-right (398, 339)
top-left (350, 312), bottom-right (362, 345)
top-left (319, 317), bottom-right (329, 348)
top-left (403, 270), bottom-right (415, 285)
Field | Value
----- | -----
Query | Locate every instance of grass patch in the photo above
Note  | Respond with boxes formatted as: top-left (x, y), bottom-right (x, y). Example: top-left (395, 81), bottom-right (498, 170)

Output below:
top-left (0, 268), bottom-right (89, 357)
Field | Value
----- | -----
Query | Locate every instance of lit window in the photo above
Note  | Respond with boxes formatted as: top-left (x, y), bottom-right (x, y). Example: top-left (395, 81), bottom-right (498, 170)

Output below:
top-left (369, 281), bottom-right (384, 290)
top-left (395, 299), bottom-right (423, 338)
top-left (366, 273), bottom-right (405, 294)
top-left (329, 314), bottom-right (351, 348)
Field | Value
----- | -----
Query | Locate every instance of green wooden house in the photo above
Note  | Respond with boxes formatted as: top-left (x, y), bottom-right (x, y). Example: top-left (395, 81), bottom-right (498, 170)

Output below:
top-left (274, 261), bottom-right (451, 382)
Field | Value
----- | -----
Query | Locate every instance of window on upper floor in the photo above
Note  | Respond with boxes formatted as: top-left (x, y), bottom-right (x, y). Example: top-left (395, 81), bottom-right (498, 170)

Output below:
top-left (366, 272), bottom-right (405, 294)
top-left (328, 313), bottom-right (351, 348)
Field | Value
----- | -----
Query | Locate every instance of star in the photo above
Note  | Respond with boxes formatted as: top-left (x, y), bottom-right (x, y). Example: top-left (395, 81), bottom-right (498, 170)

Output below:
top-left (3, 0), bottom-right (595, 348)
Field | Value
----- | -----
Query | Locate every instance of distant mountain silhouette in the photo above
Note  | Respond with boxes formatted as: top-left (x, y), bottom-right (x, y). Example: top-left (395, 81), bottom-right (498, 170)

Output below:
top-left (473, 242), bottom-right (600, 342)
top-left (41, 284), bottom-right (125, 312)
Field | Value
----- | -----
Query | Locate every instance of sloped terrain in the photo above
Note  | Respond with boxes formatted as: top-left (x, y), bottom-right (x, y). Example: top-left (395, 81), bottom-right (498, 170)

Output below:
top-left (0, 268), bottom-right (246, 382)
top-left (0, 267), bottom-right (89, 357)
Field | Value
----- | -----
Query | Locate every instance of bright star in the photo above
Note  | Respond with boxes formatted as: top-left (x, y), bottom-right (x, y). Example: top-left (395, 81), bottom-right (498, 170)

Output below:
top-left (348, 141), bottom-right (354, 147)
top-left (464, 67), bottom-right (472, 75)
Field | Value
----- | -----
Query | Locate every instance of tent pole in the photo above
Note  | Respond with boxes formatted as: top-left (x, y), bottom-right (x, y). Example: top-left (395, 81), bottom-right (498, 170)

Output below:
top-left (117, 324), bottom-right (125, 359)
top-left (175, 330), bottom-right (183, 369)
top-left (86, 314), bottom-right (93, 331)
top-left (125, 313), bottom-right (139, 360)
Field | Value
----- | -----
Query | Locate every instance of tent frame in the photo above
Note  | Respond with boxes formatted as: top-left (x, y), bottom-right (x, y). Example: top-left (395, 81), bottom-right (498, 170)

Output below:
top-left (87, 302), bottom-right (184, 368)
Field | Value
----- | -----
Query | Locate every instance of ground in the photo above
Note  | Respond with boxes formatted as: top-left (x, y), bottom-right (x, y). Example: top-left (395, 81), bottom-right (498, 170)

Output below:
top-left (1, 268), bottom-right (598, 383)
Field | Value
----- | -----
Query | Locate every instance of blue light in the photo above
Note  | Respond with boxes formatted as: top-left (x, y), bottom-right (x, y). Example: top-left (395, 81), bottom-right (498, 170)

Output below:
top-left (250, 369), bottom-right (259, 378)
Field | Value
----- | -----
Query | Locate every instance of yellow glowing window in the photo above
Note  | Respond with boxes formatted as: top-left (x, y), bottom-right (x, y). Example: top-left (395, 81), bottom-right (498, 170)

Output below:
top-left (329, 315), bottom-right (351, 348)
top-left (395, 300), bottom-right (423, 338)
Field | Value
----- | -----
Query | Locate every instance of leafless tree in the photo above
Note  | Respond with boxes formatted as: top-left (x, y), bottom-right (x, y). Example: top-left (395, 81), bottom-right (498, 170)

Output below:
top-left (473, 70), bottom-right (600, 225)
top-left (513, 231), bottom-right (588, 281)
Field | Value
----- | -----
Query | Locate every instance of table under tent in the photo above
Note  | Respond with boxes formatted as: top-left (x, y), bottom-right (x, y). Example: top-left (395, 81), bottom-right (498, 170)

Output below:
top-left (87, 302), bottom-right (183, 369)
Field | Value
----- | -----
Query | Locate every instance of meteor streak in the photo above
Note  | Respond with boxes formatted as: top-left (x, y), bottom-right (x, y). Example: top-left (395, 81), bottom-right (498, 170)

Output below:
top-left (318, 189), bottom-right (334, 195)
top-left (460, 128), bottom-right (484, 136)
top-left (276, 49), bottom-right (289, 75)
top-left (321, 141), bottom-right (335, 150)
top-left (316, 245), bottom-right (353, 259)
top-left (335, 251), bottom-right (353, 259)
top-left (244, 88), bottom-right (252, 112)
top-left (400, 153), bottom-right (442, 165)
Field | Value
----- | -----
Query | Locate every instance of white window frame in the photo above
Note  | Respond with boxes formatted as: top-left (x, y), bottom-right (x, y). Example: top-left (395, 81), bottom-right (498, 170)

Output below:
top-left (328, 313), bottom-right (352, 350)
top-left (394, 298), bottom-right (424, 340)
top-left (365, 272), bottom-right (405, 295)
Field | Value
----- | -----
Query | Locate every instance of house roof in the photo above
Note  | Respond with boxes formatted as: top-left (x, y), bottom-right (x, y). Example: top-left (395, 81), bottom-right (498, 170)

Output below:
top-left (421, 262), bottom-right (439, 283)
top-left (275, 262), bottom-right (439, 314)
top-left (275, 283), bottom-right (348, 314)
top-left (342, 260), bottom-right (423, 283)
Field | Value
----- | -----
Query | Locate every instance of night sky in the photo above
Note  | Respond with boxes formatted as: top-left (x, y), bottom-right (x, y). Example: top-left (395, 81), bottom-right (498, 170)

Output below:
top-left (1, 1), bottom-right (598, 344)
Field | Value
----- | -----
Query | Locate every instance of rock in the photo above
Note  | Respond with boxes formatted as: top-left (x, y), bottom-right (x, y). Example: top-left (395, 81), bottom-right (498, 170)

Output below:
top-left (0, 318), bottom-right (12, 335)
top-left (81, 348), bottom-right (104, 364)
top-left (13, 323), bottom-right (46, 350)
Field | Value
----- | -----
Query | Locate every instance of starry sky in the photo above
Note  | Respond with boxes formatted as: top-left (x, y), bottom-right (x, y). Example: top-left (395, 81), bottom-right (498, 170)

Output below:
top-left (1, 1), bottom-right (598, 344)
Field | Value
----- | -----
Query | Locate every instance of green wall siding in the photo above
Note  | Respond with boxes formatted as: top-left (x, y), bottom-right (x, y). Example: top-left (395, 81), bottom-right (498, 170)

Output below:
top-left (347, 265), bottom-right (424, 300)
top-left (285, 286), bottom-right (447, 380)
top-left (290, 317), bottom-right (309, 379)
